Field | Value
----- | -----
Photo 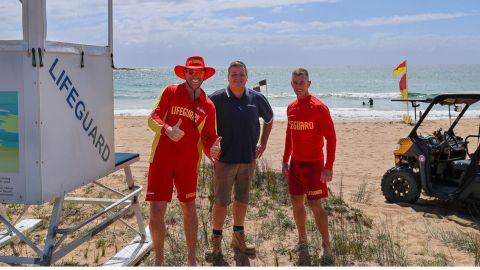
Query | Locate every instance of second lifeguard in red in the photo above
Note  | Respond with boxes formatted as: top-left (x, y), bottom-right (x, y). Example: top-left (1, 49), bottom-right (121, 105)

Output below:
top-left (282, 67), bottom-right (336, 260)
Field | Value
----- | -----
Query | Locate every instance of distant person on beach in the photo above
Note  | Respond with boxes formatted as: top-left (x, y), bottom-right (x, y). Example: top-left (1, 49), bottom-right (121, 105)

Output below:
top-left (282, 68), bottom-right (336, 258)
top-left (146, 56), bottom-right (221, 266)
top-left (208, 61), bottom-right (273, 259)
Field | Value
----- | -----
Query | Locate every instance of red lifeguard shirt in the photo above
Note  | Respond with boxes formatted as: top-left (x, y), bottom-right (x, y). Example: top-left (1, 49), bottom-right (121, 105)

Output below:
top-left (282, 95), bottom-right (336, 170)
top-left (148, 83), bottom-right (218, 165)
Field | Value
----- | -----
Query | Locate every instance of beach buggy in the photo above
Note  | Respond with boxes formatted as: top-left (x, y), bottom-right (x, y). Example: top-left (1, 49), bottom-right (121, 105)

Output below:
top-left (381, 93), bottom-right (480, 204)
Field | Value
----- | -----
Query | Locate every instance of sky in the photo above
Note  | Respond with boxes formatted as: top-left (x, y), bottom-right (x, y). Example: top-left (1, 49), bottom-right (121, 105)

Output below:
top-left (2, 0), bottom-right (480, 67)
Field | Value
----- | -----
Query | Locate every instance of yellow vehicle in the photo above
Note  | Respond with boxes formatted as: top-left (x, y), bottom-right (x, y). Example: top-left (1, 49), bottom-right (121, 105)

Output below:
top-left (382, 94), bottom-right (480, 204)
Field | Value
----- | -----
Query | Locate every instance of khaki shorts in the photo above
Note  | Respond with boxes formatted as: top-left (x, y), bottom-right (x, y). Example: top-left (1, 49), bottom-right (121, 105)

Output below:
top-left (213, 161), bottom-right (256, 206)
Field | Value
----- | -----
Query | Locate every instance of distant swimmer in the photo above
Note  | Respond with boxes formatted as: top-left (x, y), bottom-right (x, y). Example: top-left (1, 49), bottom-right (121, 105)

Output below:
top-left (362, 98), bottom-right (373, 106)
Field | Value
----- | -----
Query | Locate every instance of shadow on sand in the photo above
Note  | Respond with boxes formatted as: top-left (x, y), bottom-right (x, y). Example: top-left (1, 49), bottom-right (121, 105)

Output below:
top-left (205, 253), bottom-right (229, 266)
top-left (296, 246), bottom-right (311, 266)
top-left (205, 251), bottom-right (253, 266)
top-left (394, 197), bottom-right (480, 229)
top-left (206, 248), bottom-right (255, 266)
top-left (233, 250), bottom-right (252, 266)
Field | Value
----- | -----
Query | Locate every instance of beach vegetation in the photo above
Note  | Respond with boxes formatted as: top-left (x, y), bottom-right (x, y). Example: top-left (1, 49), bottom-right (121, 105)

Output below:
top-left (328, 187), bottom-right (407, 266)
top-left (351, 181), bottom-right (372, 204)
top-left (56, 258), bottom-right (83, 266)
top-left (141, 158), bottom-right (409, 266)
top-left (0, 155), bottom-right (477, 266)
top-left (427, 225), bottom-right (480, 266)
top-left (417, 252), bottom-right (451, 266)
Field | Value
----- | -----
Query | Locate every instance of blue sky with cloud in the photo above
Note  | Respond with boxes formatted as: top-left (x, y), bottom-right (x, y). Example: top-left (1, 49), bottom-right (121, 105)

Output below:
top-left (1, 0), bottom-right (479, 66)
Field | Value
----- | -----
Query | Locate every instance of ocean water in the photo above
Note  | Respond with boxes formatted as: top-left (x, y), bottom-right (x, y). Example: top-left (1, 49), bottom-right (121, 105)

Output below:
top-left (114, 65), bottom-right (480, 120)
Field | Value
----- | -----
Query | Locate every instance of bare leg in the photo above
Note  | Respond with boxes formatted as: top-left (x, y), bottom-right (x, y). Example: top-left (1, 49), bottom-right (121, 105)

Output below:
top-left (307, 199), bottom-right (331, 255)
top-left (149, 201), bottom-right (168, 266)
top-left (212, 203), bottom-right (228, 230)
top-left (291, 195), bottom-right (307, 242)
top-left (232, 200), bottom-right (248, 226)
top-left (180, 200), bottom-right (198, 266)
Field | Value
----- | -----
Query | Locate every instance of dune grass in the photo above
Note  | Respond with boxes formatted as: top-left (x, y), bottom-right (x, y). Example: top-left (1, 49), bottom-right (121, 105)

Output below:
top-left (427, 225), bottom-right (480, 266)
top-left (2, 157), bottom-right (477, 266)
top-left (139, 158), bottom-right (409, 266)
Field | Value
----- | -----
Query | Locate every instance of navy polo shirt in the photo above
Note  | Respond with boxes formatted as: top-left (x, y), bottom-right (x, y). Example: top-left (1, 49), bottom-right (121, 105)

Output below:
top-left (209, 87), bottom-right (273, 164)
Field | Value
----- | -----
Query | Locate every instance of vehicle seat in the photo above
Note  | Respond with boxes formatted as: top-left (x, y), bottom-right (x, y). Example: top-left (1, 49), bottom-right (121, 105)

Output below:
top-left (451, 160), bottom-right (471, 171)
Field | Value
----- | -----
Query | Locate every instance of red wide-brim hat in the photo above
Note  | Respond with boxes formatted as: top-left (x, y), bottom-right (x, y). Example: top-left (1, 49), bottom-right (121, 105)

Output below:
top-left (174, 56), bottom-right (215, 80)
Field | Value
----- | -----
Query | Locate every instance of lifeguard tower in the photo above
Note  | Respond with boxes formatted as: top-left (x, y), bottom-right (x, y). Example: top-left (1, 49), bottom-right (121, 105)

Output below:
top-left (0, 0), bottom-right (152, 265)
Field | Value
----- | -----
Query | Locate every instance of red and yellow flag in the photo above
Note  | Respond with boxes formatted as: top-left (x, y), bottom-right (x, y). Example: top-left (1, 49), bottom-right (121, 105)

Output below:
top-left (399, 74), bottom-right (408, 100)
top-left (392, 60), bottom-right (407, 76)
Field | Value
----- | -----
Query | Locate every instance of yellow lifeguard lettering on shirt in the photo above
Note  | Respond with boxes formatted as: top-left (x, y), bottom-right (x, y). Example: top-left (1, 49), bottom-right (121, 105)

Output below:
top-left (307, 189), bottom-right (323, 196)
top-left (289, 121), bottom-right (314, 130)
top-left (171, 106), bottom-right (200, 122)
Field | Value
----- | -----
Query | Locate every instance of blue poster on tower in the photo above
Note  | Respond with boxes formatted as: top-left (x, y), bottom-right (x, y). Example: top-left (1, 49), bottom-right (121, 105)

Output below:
top-left (0, 91), bottom-right (19, 173)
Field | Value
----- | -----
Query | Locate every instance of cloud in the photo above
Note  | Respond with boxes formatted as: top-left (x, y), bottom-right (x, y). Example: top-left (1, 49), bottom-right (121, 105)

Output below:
top-left (2, 1), bottom-right (479, 65)
top-left (2, 1), bottom-right (472, 45)
top-left (114, 0), bottom-right (337, 19)
top-left (111, 10), bottom-right (475, 49)
top-left (118, 26), bottom-right (480, 55)
top-left (110, 7), bottom-right (479, 65)
top-left (114, 11), bottom-right (473, 40)
top-left (226, 12), bottom-right (472, 33)
top-left (1, 2), bottom-right (23, 39)
top-left (309, 12), bottom-right (472, 30)
top-left (272, 6), bottom-right (284, 13)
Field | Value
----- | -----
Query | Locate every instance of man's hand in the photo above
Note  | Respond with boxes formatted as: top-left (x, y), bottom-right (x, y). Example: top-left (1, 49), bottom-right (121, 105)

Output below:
top-left (210, 137), bottom-right (222, 162)
top-left (255, 143), bottom-right (266, 159)
top-left (320, 169), bottom-right (333, 183)
top-left (165, 119), bottom-right (185, 142)
top-left (282, 162), bottom-right (289, 176)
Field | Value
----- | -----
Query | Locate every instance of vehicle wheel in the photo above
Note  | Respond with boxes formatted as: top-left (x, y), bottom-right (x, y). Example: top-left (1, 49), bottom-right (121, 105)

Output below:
top-left (381, 166), bottom-right (420, 204)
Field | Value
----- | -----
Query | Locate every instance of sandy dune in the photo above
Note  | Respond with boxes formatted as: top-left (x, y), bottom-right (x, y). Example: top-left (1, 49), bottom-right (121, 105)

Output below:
top-left (114, 116), bottom-right (479, 265)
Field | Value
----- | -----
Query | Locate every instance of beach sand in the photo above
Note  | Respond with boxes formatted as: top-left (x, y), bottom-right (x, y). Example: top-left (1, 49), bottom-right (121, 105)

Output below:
top-left (113, 116), bottom-right (479, 266)
top-left (4, 116), bottom-right (476, 266)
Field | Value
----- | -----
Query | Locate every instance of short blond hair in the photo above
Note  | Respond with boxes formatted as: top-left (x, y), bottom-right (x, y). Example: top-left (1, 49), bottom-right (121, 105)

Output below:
top-left (292, 68), bottom-right (309, 79)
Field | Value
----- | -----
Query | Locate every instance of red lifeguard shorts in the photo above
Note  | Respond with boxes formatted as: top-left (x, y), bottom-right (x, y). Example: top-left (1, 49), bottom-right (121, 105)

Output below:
top-left (145, 152), bottom-right (198, 203)
top-left (288, 159), bottom-right (328, 200)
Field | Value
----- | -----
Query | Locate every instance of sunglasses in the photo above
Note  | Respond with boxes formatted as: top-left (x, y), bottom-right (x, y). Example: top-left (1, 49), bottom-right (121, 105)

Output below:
top-left (185, 68), bottom-right (205, 76)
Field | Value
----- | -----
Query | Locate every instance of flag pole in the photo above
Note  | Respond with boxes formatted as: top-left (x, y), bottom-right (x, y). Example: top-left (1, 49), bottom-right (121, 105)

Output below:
top-left (406, 61), bottom-right (409, 118)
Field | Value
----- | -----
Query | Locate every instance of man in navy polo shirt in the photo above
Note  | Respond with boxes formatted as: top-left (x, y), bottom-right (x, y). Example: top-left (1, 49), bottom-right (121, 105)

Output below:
top-left (208, 61), bottom-right (273, 258)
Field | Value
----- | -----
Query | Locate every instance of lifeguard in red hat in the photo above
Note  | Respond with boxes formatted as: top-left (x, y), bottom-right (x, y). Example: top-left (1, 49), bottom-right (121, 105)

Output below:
top-left (146, 56), bottom-right (221, 266)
